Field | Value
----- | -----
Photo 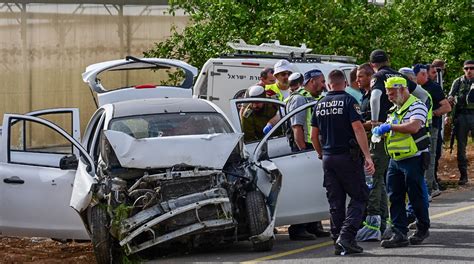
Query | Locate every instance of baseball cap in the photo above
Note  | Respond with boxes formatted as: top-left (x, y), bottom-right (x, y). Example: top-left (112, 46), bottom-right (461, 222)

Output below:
top-left (370, 49), bottom-right (389, 63)
top-left (247, 85), bottom-right (266, 98)
top-left (385, 76), bottom-right (407, 89)
top-left (399, 67), bottom-right (415, 77)
top-left (273, 60), bottom-right (293, 75)
top-left (303, 69), bottom-right (323, 85)
top-left (413, 64), bottom-right (428, 75)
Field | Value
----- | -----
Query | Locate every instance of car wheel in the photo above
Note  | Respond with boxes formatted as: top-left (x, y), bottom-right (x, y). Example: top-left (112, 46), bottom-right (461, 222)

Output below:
top-left (90, 205), bottom-right (120, 264)
top-left (245, 190), bottom-right (273, 252)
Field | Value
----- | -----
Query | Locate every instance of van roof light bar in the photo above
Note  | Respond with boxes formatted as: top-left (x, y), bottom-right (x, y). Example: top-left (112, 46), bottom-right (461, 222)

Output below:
top-left (226, 39), bottom-right (356, 63)
top-left (227, 39), bottom-right (312, 55)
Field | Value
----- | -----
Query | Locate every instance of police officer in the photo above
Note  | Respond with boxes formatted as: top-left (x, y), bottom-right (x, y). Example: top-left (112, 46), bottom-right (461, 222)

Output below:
top-left (241, 85), bottom-right (277, 142)
top-left (373, 77), bottom-right (431, 248)
top-left (448, 60), bottom-right (474, 185)
top-left (311, 69), bottom-right (375, 255)
top-left (285, 69), bottom-right (329, 240)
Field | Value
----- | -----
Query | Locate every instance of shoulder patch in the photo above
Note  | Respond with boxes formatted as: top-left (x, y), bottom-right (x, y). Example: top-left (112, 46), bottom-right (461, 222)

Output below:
top-left (354, 104), bottom-right (362, 115)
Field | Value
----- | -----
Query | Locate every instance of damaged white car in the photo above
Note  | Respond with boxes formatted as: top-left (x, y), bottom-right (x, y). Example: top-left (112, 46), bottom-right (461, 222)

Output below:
top-left (0, 57), bottom-right (280, 263)
top-left (0, 57), bottom-right (330, 264)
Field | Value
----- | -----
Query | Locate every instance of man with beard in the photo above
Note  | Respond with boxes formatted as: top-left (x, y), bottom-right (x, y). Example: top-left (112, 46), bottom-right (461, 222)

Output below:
top-left (373, 77), bottom-right (431, 248)
top-left (241, 85), bottom-right (277, 142)
top-left (265, 59), bottom-right (293, 101)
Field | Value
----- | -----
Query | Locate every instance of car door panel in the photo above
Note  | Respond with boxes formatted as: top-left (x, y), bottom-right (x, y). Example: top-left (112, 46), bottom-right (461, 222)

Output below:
top-left (0, 114), bottom-right (93, 240)
top-left (251, 101), bottom-right (330, 226)
top-left (271, 151), bottom-right (329, 226)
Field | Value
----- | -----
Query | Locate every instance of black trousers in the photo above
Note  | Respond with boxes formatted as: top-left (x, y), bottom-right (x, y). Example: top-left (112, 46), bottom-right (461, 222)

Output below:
top-left (323, 152), bottom-right (369, 241)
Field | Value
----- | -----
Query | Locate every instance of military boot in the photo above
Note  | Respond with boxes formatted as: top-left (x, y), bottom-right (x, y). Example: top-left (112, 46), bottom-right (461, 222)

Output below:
top-left (459, 168), bottom-right (469, 185)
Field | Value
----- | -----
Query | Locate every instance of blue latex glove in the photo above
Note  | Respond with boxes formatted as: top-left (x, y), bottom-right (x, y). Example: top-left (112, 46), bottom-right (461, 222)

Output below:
top-left (372, 123), bottom-right (391, 136)
top-left (263, 123), bottom-right (273, 134)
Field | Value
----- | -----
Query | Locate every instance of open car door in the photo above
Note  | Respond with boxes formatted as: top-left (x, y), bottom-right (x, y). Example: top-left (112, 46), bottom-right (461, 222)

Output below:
top-left (250, 101), bottom-right (329, 226)
top-left (229, 98), bottom-right (288, 156)
top-left (0, 114), bottom-right (94, 240)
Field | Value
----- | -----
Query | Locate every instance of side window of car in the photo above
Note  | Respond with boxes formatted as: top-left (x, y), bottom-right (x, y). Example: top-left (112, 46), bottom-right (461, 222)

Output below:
top-left (9, 118), bottom-right (73, 167)
top-left (10, 113), bottom-right (73, 154)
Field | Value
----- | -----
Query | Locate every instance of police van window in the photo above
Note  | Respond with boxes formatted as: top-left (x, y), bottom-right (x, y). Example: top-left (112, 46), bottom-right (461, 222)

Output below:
top-left (236, 101), bottom-right (286, 144)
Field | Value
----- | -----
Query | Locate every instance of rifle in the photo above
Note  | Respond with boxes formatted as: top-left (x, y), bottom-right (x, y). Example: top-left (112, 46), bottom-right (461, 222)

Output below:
top-left (450, 118), bottom-right (456, 154)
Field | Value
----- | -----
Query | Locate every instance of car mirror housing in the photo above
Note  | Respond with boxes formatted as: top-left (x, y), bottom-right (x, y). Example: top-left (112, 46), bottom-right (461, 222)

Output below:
top-left (59, 154), bottom-right (79, 170)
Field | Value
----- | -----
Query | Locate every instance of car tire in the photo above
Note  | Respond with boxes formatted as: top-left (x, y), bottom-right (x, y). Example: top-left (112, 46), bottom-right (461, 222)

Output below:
top-left (245, 190), bottom-right (273, 252)
top-left (90, 205), bottom-right (120, 264)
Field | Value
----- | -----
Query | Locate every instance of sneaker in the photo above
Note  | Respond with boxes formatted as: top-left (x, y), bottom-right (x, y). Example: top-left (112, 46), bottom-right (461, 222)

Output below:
top-left (336, 238), bottom-right (363, 255)
top-left (380, 233), bottom-right (409, 248)
top-left (431, 189), bottom-right (442, 198)
top-left (408, 221), bottom-right (417, 230)
top-left (408, 229), bottom-right (429, 245)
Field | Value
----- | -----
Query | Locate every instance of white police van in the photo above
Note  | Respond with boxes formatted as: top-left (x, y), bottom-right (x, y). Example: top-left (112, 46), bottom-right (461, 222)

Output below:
top-left (193, 40), bottom-right (358, 118)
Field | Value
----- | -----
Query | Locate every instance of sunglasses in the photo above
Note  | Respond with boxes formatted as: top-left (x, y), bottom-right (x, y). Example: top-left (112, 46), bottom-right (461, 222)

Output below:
top-left (464, 66), bottom-right (474, 70)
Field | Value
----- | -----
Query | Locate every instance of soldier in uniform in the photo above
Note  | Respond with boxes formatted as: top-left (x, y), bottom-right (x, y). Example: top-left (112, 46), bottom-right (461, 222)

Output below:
top-left (448, 60), bottom-right (474, 185)
top-left (241, 85), bottom-right (278, 143)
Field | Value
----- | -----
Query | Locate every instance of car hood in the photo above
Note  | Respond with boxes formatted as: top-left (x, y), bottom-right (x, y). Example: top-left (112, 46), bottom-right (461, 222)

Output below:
top-left (104, 130), bottom-right (243, 169)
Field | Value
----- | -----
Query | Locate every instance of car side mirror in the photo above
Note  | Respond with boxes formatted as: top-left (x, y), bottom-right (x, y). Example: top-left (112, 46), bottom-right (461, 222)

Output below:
top-left (60, 154), bottom-right (79, 170)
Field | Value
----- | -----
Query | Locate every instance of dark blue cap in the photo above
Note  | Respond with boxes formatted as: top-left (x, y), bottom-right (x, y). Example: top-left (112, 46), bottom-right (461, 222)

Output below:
top-left (303, 69), bottom-right (323, 85)
top-left (413, 64), bottom-right (428, 75)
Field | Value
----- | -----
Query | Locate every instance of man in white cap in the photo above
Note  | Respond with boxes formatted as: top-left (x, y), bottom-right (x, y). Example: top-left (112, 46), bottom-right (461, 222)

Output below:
top-left (241, 85), bottom-right (278, 142)
top-left (265, 59), bottom-right (293, 101)
top-left (288, 72), bottom-right (304, 93)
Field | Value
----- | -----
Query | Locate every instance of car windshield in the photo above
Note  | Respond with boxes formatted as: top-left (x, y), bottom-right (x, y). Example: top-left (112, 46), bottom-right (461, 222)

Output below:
top-left (109, 112), bottom-right (233, 139)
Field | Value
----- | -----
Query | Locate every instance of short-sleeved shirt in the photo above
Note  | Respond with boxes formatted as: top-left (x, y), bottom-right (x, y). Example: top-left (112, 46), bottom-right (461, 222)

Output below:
top-left (421, 80), bottom-right (446, 129)
top-left (287, 94), bottom-right (314, 142)
top-left (371, 66), bottom-right (418, 122)
top-left (311, 90), bottom-right (362, 155)
top-left (345, 86), bottom-right (363, 105)
top-left (389, 100), bottom-right (429, 154)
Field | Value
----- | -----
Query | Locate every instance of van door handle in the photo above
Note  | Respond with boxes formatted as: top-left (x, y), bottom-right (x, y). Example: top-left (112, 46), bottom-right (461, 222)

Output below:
top-left (209, 96), bottom-right (220, 101)
top-left (4, 176), bottom-right (24, 184)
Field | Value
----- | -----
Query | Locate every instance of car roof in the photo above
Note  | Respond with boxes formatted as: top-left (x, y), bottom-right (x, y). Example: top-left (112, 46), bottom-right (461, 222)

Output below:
top-left (111, 98), bottom-right (217, 118)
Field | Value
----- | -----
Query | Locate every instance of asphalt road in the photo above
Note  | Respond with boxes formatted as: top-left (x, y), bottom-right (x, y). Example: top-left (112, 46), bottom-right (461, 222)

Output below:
top-left (146, 186), bottom-right (474, 263)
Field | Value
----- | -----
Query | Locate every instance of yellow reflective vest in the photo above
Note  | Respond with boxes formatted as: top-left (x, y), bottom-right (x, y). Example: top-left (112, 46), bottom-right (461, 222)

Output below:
top-left (385, 95), bottom-right (431, 161)
top-left (265, 83), bottom-right (285, 101)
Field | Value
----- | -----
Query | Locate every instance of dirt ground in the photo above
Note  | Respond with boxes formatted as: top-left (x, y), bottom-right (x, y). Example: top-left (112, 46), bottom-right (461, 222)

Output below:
top-left (1, 144), bottom-right (473, 264)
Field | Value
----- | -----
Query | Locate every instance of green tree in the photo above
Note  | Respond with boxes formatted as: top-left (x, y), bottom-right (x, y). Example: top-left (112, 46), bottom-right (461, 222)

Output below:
top-left (145, 0), bottom-right (473, 89)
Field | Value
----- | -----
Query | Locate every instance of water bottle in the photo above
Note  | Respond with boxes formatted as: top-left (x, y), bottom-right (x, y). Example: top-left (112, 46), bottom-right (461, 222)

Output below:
top-left (365, 173), bottom-right (374, 190)
top-left (371, 133), bottom-right (381, 143)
